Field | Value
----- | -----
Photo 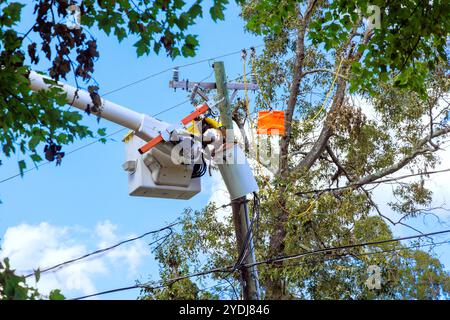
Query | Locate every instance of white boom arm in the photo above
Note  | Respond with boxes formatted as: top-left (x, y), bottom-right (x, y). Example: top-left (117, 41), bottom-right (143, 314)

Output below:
top-left (29, 71), bottom-right (169, 142)
top-left (28, 71), bottom-right (258, 201)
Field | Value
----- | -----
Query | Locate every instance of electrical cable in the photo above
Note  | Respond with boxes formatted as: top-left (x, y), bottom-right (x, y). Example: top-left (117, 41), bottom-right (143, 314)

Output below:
top-left (0, 71), bottom-right (216, 184)
top-left (235, 193), bottom-right (261, 270)
top-left (22, 221), bottom-right (180, 278)
top-left (267, 240), bottom-right (450, 271)
top-left (295, 167), bottom-right (450, 196)
top-left (302, 58), bottom-right (344, 124)
top-left (191, 153), bottom-right (207, 178)
top-left (0, 127), bottom-right (127, 184)
top-left (70, 228), bottom-right (450, 300)
top-left (19, 197), bottom-right (251, 279)
top-left (101, 44), bottom-right (264, 97)
top-left (245, 229), bottom-right (450, 268)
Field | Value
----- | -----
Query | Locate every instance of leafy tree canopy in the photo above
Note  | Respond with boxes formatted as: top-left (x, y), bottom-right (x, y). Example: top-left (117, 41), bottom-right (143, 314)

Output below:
top-left (141, 0), bottom-right (450, 300)
top-left (0, 257), bottom-right (65, 300)
top-left (242, 0), bottom-right (450, 96)
top-left (0, 0), bottom-right (229, 173)
top-left (1, 0), bottom-right (450, 300)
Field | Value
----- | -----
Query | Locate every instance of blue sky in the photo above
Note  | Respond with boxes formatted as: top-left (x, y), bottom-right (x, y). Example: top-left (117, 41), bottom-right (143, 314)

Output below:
top-left (0, 0), bottom-right (262, 299)
top-left (1, 1), bottom-right (450, 300)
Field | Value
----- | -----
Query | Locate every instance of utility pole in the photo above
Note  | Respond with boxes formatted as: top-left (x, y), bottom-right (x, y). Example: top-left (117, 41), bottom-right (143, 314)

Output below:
top-left (213, 61), bottom-right (261, 300)
top-left (30, 66), bottom-right (261, 298)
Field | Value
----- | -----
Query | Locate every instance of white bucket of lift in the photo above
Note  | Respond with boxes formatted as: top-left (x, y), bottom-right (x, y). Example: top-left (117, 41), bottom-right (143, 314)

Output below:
top-left (214, 144), bottom-right (259, 200)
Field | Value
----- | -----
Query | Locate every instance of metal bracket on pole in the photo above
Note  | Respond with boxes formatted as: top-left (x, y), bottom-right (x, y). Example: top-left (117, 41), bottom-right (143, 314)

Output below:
top-left (169, 80), bottom-right (258, 91)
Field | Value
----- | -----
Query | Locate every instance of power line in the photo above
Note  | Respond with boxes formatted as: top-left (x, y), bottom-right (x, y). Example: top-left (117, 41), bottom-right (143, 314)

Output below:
top-left (202, 239), bottom-right (450, 295)
top-left (21, 201), bottom-right (239, 279)
top-left (0, 65), bottom-right (252, 184)
top-left (70, 228), bottom-right (450, 300)
top-left (101, 44), bottom-right (264, 97)
top-left (0, 99), bottom-right (192, 184)
top-left (295, 167), bottom-right (450, 196)
top-left (0, 44), bottom-right (262, 184)
top-left (246, 229), bottom-right (450, 268)
top-left (23, 221), bottom-right (180, 279)
top-left (25, 203), bottom-right (237, 293)
top-left (20, 197), bottom-right (248, 280)
top-left (71, 284), bottom-right (142, 299)
top-left (270, 240), bottom-right (450, 269)
top-left (354, 239), bottom-right (450, 258)
top-left (0, 127), bottom-right (127, 184)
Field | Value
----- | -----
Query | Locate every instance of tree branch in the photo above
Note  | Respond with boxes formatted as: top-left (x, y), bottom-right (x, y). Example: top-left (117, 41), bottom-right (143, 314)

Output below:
top-left (289, 23), bottom-right (375, 175)
top-left (301, 68), bottom-right (349, 80)
top-left (279, 0), bottom-right (319, 176)
top-left (325, 143), bottom-right (428, 236)
top-left (346, 126), bottom-right (450, 189)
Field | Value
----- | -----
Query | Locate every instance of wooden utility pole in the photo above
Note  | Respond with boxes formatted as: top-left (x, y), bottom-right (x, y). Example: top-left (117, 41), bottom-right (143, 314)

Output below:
top-left (213, 61), bottom-right (261, 300)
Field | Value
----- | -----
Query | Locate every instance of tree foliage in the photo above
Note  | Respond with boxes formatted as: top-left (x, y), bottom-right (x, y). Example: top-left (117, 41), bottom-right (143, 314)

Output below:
top-left (143, 205), bottom-right (450, 299)
top-left (2, 0), bottom-right (450, 301)
top-left (242, 0), bottom-right (450, 96)
top-left (0, 0), bottom-right (228, 173)
top-left (0, 258), bottom-right (65, 300)
top-left (0, 0), bottom-right (228, 300)
top-left (142, 0), bottom-right (450, 300)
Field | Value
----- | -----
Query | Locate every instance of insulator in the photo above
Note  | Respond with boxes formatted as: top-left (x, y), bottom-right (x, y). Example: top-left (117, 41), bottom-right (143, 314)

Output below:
top-left (250, 46), bottom-right (256, 59)
top-left (172, 67), bottom-right (179, 82)
top-left (241, 49), bottom-right (247, 60)
top-left (251, 72), bottom-right (257, 84)
top-left (190, 84), bottom-right (199, 103)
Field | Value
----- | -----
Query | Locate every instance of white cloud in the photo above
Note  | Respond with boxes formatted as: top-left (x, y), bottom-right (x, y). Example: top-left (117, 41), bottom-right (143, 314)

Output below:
top-left (95, 220), bottom-right (148, 275)
top-left (0, 221), bottom-right (150, 299)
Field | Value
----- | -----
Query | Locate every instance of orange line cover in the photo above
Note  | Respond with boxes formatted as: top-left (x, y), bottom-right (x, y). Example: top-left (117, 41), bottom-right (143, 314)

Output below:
top-left (257, 110), bottom-right (285, 135)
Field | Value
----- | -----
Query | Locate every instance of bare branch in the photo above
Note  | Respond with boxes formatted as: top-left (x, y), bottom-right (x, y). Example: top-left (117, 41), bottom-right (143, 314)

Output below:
top-left (325, 144), bottom-right (431, 236)
top-left (301, 68), bottom-right (349, 80)
top-left (279, 0), bottom-right (319, 176)
top-left (347, 127), bottom-right (450, 189)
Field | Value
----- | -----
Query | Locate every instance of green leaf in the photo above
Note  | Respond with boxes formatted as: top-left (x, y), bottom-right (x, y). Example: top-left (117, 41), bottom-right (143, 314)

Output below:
top-left (30, 153), bottom-right (42, 163)
top-left (97, 127), bottom-right (107, 136)
top-left (42, 77), bottom-right (58, 85)
top-left (28, 135), bottom-right (41, 151)
top-left (134, 38), bottom-right (150, 57)
top-left (49, 289), bottom-right (65, 300)
top-left (182, 35), bottom-right (198, 57)
top-left (188, 3), bottom-right (203, 18)
top-left (34, 269), bottom-right (41, 283)
top-left (18, 160), bottom-right (26, 177)
top-left (3, 257), bottom-right (10, 269)
top-left (1, 2), bottom-right (25, 27)
top-left (210, 0), bottom-right (228, 22)
top-left (114, 27), bottom-right (127, 42)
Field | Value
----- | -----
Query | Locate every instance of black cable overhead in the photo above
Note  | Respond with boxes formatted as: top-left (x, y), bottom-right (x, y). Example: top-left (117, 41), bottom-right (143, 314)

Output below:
top-left (101, 44), bottom-right (264, 97)
top-left (0, 49), bottom-right (259, 184)
top-left (23, 221), bottom-right (180, 279)
top-left (295, 168), bottom-right (450, 196)
top-left (70, 228), bottom-right (450, 300)
top-left (19, 198), bottom-right (251, 280)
